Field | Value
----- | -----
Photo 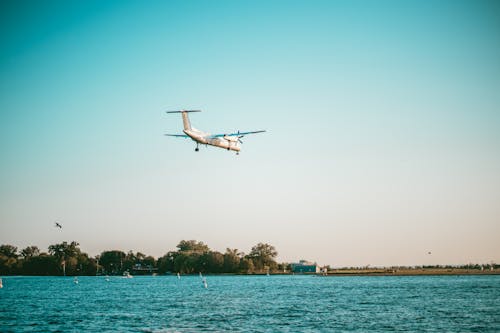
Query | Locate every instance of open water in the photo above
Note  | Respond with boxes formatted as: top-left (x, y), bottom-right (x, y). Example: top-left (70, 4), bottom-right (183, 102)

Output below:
top-left (0, 275), bottom-right (499, 332)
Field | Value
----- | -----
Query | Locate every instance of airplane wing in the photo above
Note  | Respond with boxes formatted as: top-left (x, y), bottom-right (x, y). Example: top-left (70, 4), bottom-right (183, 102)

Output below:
top-left (164, 134), bottom-right (189, 138)
top-left (210, 130), bottom-right (266, 138)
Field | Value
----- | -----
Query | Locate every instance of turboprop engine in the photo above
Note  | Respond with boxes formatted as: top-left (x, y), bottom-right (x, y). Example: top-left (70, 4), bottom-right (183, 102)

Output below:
top-left (223, 135), bottom-right (239, 143)
top-left (219, 134), bottom-right (242, 152)
top-left (223, 131), bottom-right (244, 144)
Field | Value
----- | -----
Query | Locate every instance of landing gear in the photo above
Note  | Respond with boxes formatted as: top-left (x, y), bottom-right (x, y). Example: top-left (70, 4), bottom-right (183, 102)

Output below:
top-left (195, 143), bottom-right (199, 152)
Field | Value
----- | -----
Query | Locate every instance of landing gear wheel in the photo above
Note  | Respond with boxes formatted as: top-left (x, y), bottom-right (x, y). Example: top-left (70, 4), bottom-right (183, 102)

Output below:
top-left (195, 147), bottom-right (199, 152)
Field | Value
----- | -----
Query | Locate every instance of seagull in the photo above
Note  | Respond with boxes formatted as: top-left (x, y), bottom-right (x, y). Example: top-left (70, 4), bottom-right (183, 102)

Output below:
top-left (55, 222), bottom-right (62, 229)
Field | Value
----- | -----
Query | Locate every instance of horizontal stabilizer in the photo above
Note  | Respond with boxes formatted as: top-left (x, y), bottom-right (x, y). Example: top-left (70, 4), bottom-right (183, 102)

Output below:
top-left (166, 110), bottom-right (201, 113)
top-left (164, 134), bottom-right (189, 138)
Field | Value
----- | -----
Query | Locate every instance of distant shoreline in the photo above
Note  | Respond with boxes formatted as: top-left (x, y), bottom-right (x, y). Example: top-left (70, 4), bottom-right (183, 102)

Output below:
top-left (2, 269), bottom-right (499, 277)
top-left (3, 240), bottom-right (498, 277)
top-left (321, 268), bottom-right (500, 277)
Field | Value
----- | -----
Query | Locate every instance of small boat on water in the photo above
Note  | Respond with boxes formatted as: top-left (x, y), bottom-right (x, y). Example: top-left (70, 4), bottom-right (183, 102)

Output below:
top-left (0, 277), bottom-right (3, 288)
top-left (73, 277), bottom-right (79, 284)
top-left (123, 271), bottom-right (133, 278)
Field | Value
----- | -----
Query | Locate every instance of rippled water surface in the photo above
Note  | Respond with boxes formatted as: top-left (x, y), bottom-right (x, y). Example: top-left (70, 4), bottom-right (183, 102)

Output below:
top-left (1, 275), bottom-right (499, 332)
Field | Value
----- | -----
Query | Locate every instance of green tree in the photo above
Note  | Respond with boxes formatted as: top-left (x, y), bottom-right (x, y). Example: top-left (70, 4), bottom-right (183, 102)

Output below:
top-left (0, 244), bottom-right (18, 258)
top-left (174, 252), bottom-right (202, 273)
top-left (176, 240), bottom-right (209, 253)
top-left (239, 257), bottom-right (255, 273)
top-left (20, 246), bottom-right (40, 259)
top-left (223, 248), bottom-right (242, 273)
top-left (48, 241), bottom-right (81, 275)
top-left (124, 251), bottom-right (156, 274)
top-left (0, 244), bottom-right (18, 275)
top-left (157, 251), bottom-right (176, 274)
top-left (169, 240), bottom-right (211, 273)
top-left (123, 251), bottom-right (136, 271)
top-left (99, 250), bottom-right (126, 274)
top-left (143, 256), bottom-right (156, 269)
top-left (48, 241), bottom-right (80, 261)
top-left (22, 254), bottom-right (59, 275)
top-left (201, 251), bottom-right (224, 273)
top-left (248, 243), bottom-right (278, 272)
top-left (75, 252), bottom-right (97, 275)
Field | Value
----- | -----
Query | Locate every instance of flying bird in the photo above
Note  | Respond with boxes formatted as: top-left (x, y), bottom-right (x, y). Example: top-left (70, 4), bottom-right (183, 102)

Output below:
top-left (55, 222), bottom-right (62, 229)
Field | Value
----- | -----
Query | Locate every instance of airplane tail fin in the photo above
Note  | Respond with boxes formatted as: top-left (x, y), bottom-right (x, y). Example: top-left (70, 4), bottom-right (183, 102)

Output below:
top-left (166, 110), bottom-right (201, 131)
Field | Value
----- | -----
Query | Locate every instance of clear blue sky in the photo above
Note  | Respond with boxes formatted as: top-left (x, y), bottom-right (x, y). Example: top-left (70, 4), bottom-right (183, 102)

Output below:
top-left (1, 0), bottom-right (499, 266)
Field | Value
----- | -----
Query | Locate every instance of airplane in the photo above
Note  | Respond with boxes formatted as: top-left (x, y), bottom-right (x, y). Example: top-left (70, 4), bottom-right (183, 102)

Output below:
top-left (55, 222), bottom-right (62, 229)
top-left (165, 110), bottom-right (265, 154)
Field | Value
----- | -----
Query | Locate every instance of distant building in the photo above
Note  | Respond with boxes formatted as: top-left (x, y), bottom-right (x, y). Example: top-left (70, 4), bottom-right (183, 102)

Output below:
top-left (131, 263), bottom-right (157, 275)
top-left (291, 260), bottom-right (320, 273)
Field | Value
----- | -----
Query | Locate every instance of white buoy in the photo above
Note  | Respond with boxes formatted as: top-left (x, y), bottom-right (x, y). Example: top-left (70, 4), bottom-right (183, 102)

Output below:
top-left (0, 277), bottom-right (3, 288)
top-left (105, 275), bottom-right (110, 282)
top-left (74, 277), bottom-right (79, 284)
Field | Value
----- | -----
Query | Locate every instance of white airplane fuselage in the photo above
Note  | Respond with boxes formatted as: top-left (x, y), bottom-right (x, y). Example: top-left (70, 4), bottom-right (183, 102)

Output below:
top-left (184, 128), bottom-right (241, 152)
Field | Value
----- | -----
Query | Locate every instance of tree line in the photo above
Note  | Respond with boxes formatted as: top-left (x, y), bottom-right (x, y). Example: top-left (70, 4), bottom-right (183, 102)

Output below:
top-left (0, 240), bottom-right (283, 276)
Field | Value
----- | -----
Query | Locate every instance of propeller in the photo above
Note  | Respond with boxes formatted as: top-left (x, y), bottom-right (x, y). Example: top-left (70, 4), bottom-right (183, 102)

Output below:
top-left (222, 131), bottom-right (245, 144)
